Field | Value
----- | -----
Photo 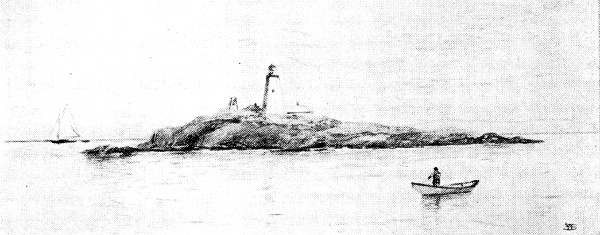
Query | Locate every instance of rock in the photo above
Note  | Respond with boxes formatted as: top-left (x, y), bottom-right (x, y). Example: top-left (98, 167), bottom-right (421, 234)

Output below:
top-left (82, 145), bottom-right (138, 157)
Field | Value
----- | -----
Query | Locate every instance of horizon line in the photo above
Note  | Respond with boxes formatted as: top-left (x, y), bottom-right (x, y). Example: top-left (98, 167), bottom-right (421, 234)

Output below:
top-left (4, 138), bottom-right (148, 143)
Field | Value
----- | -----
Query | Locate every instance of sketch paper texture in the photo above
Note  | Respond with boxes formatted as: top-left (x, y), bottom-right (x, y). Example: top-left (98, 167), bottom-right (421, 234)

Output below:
top-left (1, 0), bottom-right (599, 234)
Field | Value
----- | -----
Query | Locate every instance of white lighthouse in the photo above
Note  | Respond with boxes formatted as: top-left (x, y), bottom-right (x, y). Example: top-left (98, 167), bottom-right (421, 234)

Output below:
top-left (262, 64), bottom-right (285, 114)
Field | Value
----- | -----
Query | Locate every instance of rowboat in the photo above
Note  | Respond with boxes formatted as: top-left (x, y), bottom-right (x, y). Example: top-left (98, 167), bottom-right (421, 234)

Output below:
top-left (411, 180), bottom-right (479, 196)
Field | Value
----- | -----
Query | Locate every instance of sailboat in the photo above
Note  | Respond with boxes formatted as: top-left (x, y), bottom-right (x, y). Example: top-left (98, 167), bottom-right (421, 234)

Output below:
top-left (48, 105), bottom-right (90, 144)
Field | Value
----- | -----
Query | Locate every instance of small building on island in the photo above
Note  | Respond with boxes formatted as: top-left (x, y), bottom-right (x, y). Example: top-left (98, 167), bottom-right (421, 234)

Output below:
top-left (287, 102), bottom-right (313, 115)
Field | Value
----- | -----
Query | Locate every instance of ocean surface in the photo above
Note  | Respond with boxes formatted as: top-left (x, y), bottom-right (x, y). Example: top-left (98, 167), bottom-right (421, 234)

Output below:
top-left (1, 133), bottom-right (598, 234)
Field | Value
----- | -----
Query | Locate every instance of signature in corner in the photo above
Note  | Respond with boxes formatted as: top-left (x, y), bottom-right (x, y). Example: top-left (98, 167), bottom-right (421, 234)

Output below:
top-left (564, 223), bottom-right (577, 231)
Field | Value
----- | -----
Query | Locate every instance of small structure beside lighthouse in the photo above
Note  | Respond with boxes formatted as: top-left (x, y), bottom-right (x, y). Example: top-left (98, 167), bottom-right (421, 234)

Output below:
top-left (262, 64), bottom-right (280, 113)
top-left (287, 102), bottom-right (313, 115)
top-left (227, 97), bottom-right (238, 111)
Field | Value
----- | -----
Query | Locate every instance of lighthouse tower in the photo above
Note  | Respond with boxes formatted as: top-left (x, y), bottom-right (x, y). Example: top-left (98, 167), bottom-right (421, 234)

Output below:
top-left (262, 64), bottom-right (285, 114)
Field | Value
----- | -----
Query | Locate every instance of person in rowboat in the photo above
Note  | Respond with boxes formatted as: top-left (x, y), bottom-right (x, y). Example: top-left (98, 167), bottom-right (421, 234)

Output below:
top-left (427, 167), bottom-right (441, 186)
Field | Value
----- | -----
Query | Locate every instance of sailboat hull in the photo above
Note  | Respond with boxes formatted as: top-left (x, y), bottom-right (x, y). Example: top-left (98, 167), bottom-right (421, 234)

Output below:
top-left (49, 139), bottom-right (77, 144)
top-left (48, 139), bottom-right (90, 144)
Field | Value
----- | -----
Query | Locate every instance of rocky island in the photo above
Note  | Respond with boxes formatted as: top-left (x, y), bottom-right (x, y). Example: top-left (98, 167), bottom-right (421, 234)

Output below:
top-left (83, 107), bottom-right (542, 156)
top-left (83, 65), bottom-right (542, 156)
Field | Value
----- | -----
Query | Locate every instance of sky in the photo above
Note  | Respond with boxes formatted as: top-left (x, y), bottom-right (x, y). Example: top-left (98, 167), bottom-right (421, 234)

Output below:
top-left (1, 0), bottom-right (598, 140)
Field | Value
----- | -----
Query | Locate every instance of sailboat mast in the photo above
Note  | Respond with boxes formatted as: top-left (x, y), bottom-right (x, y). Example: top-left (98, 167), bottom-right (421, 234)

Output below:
top-left (55, 114), bottom-right (61, 140)
top-left (56, 105), bottom-right (68, 139)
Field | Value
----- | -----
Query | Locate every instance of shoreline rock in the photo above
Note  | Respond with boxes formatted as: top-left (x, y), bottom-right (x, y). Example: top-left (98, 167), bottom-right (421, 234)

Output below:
top-left (82, 145), bottom-right (138, 157)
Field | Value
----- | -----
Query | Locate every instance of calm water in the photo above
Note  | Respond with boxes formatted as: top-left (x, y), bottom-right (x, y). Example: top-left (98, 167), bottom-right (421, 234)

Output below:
top-left (1, 134), bottom-right (599, 234)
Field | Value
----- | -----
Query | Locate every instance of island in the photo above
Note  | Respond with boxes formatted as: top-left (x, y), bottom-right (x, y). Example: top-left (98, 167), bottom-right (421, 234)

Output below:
top-left (83, 107), bottom-right (542, 156)
top-left (84, 65), bottom-right (542, 156)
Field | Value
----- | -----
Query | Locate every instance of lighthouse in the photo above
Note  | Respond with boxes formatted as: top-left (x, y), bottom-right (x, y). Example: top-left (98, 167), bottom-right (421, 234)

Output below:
top-left (262, 64), bottom-right (283, 113)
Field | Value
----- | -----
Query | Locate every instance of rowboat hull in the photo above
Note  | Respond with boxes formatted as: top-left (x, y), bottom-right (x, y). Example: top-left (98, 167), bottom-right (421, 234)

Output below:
top-left (411, 180), bottom-right (479, 196)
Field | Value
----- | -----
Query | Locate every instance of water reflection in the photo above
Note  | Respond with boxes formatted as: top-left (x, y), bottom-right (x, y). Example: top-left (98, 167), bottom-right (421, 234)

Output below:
top-left (421, 193), bottom-right (473, 210)
top-left (85, 154), bottom-right (133, 163)
top-left (83, 153), bottom-right (142, 177)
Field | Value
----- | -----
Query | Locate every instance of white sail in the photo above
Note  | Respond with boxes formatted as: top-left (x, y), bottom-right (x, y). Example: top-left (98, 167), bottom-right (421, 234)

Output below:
top-left (53, 105), bottom-right (82, 140)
